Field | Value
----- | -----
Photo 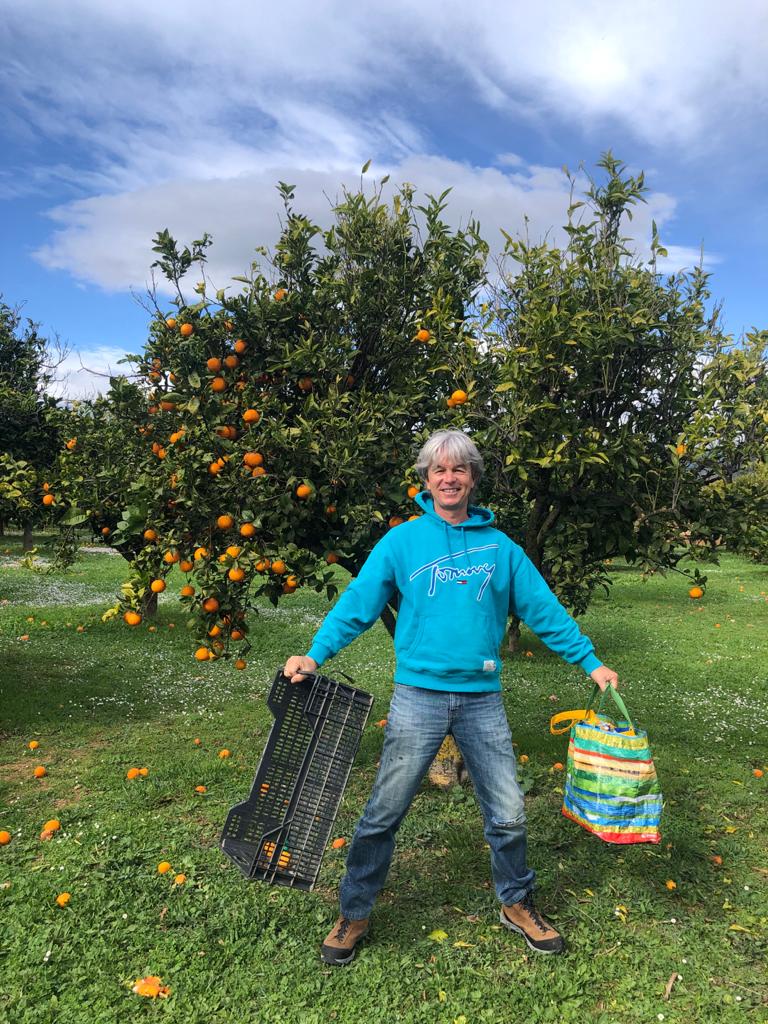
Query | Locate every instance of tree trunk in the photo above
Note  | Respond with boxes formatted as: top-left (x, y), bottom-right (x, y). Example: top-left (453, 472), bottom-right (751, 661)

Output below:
top-left (141, 590), bottom-right (159, 618)
top-left (22, 521), bottom-right (34, 551)
top-left (507, 615), bottom-right (521, 653)
top-left (0, 519), bottom-right (5, 537)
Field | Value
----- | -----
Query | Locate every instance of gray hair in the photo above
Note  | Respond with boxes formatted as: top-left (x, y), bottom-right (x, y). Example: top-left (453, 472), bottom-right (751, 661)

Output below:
top-left (415, 430), bottom-right (484, 489)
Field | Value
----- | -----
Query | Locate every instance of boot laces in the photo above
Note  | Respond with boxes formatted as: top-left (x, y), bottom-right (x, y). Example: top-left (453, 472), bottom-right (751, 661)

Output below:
top-left (335, 917), bottom-right (351, 942)
top-left (521, 893), bottom-right (548, 934)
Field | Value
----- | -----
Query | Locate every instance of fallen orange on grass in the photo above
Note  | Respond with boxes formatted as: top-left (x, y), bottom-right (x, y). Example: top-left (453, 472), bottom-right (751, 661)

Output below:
top-left (0, 831), bottom-right (11, 846)
top-left (33, 766), bottom-right (46, 778)
top-left (43, 819), bottom-right (61, 833)
top-left (665, 879), bottom-right (677, 890)
top-left (193, 738), bottom-right (202, 746)
top-left (218, 749), bottom-right (231, 759)
top-left (552, 762), bottom-right (564, 771)
top-left (157, 861), bottom-right (172, 874)
top-left (195, 785), bottom-right (207, 793)
top-left (710, 854), bottom-right (723, 865)
top-left (688, 586), bottom-right (703, 600)
top-left (234, 659), bottom-right (247, 670)
top-left (55, 892), bottom-right (71, 907)
top-left (194, 647), bottom-right (211, 662)
top-left (331, 837), bottom-right (346, 849)
top-left (28, 740), bottom-right (40, 750)
top-left (126, 767), bottom-right (140, 780)
top-left (173, 873), bottom-right (186, 885)
top-left (754, 768), bottom-right (765, 778)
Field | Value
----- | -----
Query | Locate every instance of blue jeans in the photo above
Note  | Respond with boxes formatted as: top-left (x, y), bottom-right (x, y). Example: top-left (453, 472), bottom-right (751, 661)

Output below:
top-left (339, 684), bottom-right (535, 919)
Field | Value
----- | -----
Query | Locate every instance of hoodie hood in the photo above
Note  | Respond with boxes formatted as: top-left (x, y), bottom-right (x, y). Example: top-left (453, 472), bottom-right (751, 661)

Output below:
top-left (415, 490), bottom-right (495, 528)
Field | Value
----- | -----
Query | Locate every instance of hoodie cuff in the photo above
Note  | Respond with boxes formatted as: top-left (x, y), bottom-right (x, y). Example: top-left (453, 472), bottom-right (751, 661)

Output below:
top-left (579, 652), bottom-right (603, 676)
top-left (306, 642), bottom-right (331, 667)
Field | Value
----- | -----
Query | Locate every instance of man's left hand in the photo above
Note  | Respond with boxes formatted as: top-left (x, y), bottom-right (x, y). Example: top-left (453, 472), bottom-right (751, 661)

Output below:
top-left (590, 665), bottom-right (619, 692)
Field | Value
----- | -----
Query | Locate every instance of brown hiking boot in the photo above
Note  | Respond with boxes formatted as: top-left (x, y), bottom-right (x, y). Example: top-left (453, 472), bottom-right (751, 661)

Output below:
top-left (428, 735), bottom-right (462, 790)
top-left (500, 893), bottom-right (566, 955)
top-left (320, 915), bottom-right (370, 966)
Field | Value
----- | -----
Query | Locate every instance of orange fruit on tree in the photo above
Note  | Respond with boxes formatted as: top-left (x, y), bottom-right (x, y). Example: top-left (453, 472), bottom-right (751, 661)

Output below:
top-left (0, 831), bottom-right (11, 846)
top-left (224, 354), bottom-right (239, 369)
top-left (101, 526), bottom-right (111, 536)
top-left (255, 559), bottom-right (269, 573)
top-left (165, 317), bottom-right (177, 329)
top-left (388, 516), bottom-right (404, 528)
top-left (180, 584), bottom-right (195, 598)
top-left (326, 504), bottom-right (337, 516)
top-left (446, 397), bottom-right (457, 408)
top-left (124, 611), bottom-right (142, 626)
top-left (415, 328), bottom-right (430, 342)
top-left (163, 549), bottom-right (180, 564)
top-left (33, 766), bottom-right (46, 778)
top-left (206, 357), bottom-right (222, 372)
top-left (228, 567), bottom-right (245, 583)
top-left (194, 547), bottom-right (208, 560)
top-left (274, 288), bottom-right (287, 300)
top-left (230, 628), bottom-right (244, 641)
top-left (143, 528), bottom-right (158, 542)
top-left (271, 559), bottom-right (287, 575)
top-left (239, 522), bottom-right (257, 538)
top-left (208, 625), bottom-right (221, 638)
top-left (202, 597), bottom-right (220, 614)
top-left (179, 559), bottom-right (194, 573)
top-left (297, 376), bottom-right (313, 392)
top-left (159, 400), bottom-right (174, 412)
top-left (407, 484), bottom-right (419, 499)
top-left (251, 466), bottom-right (266, 477)
top-left (208, 461), bottom-right (222, 475)
top-left (217, 514), bottom-right (235, 530)
top-left (296, 483), bottom-right (312, 499)
top-left (234, 339), bottom-right (247, 354)
top-left (226, 545), bottom-right (241, 558)
top-left (283, 575), bottom-right (298, 593)
top-left (243, 451), bottom-right (263, 467)
top-left (325, 552), bottom-right (339, 564)
top-left (688, 586), bottom-right (703, 599)
top-left (451, 389), bottom-right (468, 405)
top-left (65, 438), bottom-right (77, 450)
top-left (42, 493), bottom-right (55, 506)
top-left (195, 647), bottom-right (211, 661)
top-left (211, 377), bottom-right (227, 393)
top-left (242, 409), bottom-right (260, 424)
top-left (150, 579), bottom-right (166, 594)
top-left (180, 323), bottom-right (194, 337)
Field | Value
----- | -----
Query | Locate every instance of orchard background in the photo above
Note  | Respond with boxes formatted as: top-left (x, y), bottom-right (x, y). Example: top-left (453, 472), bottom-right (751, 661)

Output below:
top-left (1, 155), bottom-right (767, 1021)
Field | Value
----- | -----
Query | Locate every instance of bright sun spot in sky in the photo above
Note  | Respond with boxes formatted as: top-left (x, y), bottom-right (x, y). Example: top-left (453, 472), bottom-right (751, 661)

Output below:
top-left (564, 36), bottom-right (629, 95)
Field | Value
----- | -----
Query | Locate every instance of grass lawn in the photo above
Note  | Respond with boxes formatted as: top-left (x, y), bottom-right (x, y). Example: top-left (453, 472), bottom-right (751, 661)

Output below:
top-left (1, 536), bottom-right (767, 1023)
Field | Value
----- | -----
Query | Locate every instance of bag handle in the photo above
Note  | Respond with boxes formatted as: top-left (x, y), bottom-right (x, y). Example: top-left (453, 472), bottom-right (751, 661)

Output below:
top-left (549, 686), bottom-right (636, 736)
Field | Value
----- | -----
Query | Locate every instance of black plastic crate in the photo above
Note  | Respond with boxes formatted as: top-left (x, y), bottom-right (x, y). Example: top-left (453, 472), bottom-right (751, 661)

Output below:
top-left (220, 670), bottom-right (374, 890)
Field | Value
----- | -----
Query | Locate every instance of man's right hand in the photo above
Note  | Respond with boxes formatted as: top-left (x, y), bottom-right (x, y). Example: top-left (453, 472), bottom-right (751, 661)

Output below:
top-left (283, 655), bottom-right (318, 684)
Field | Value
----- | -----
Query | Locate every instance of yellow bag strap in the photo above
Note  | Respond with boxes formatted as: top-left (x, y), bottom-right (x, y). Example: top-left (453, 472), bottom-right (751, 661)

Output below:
top-left (549, 709), bottom-right (598, 735)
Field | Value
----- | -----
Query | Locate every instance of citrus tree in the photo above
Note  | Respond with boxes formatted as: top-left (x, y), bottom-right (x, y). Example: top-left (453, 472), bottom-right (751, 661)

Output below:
top-left (467, 154), bottom-right (729, 626)
top-left (94, 178), bottom-right (488, 663)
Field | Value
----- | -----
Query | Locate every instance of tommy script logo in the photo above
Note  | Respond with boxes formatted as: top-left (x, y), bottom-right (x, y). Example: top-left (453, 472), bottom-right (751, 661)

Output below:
top-left (409, 545), bottom-right (499, 600)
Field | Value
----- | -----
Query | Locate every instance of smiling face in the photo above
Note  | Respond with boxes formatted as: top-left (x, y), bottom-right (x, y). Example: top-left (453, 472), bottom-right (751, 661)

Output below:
top-left (425, 451), bottom-right (475, 521)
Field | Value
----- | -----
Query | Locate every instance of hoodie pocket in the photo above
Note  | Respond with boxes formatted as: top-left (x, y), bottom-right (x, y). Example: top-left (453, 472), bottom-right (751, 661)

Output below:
top-left (401, 612), bottom-right (498, 676)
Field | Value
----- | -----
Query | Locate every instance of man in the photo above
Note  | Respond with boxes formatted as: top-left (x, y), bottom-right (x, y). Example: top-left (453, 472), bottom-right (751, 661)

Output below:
top-left (284, 429), bottom-right (618, 965)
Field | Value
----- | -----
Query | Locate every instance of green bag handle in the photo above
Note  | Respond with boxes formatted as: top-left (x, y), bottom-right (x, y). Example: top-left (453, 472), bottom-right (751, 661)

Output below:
top-left (586, 683), bottom-right (636, 734)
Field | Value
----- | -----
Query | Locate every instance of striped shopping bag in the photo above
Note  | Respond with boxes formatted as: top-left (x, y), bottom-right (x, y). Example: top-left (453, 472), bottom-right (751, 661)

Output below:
top-left (550, 685), bottom-right (662, 844)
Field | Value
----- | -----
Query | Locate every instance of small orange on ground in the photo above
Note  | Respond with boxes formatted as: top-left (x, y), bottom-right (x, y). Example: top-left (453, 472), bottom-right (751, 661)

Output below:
top-left (143, 528), bottom-right (158, 542)
top-left (331, 837), bottom-right (346, 849)
top-left (124, 611), bottom-right (142, 627)
top-left (451, 389), bottom-right (468, 405)
top-left (42, 493), bottom-right (55, 506)
top-left (174, 873), bottom-right (186, 885)
top-left (552, 762), bottom-right (564, 771)
top-left (165, 317), bottom-right (177, 329)
top-left (375, 718), bottom-right (388, 727)
top-left (195, 785), bottom-right (207, 793)
top-left (242, 408), bottom-right (260, 424)
top-left (33, 766), bottom-right (46, 778)
top-left (56, 892), bottom-right (71, 907)
top-left (234, 339), bottom-right (247, 354)
top-left (211, 377), bottom-right (227, 393)
top-left (43, 819), bottom-right (61, 833)
top-left (689, 586), bottom-right (703, 599)
top-left (157, 861), bottom-right (172, 874)
top-left (753, 768), bottom-right (765, 778)
top-left (519, 754), bottom-right (529, 764)
top-left (206, 357), bottom-right (222, 372)
top-left (271, 559), bottom-right (287, 575)
top-left (228, 567), bottom-right (245, 583)
top-left (132, 976), bottom-right (171, 999)
top-left (195, 647), bottom-right (211, 661)
top-left (202, 597), bottom-right (220, 613)
top-left (665, 879), bottom-right (677, 890)
top-left (180, 323), bottom-right (194, 337)
top-left (150, 579), bottom-right (166, 594)
top-left (193, 737), bottom-right (202, 746)
top-left (138, 767), bottom-right (148, 777)
top-left (240, 522), bottom-right (257, 538)
top-left (296, 483), bottom-right (312, 499)
top-left (234, 659), bottom-right (247, 670)
top-left (243, 451), bottom-right (263, 467)
top-left (217, 514), bottom-right (235, 530)
top-left (218, 749), bottom-right (231, 759)
top-left (0, 831), bottom-right (11, 846)
top-left (126, 767), bottom-right (140, 780)
top-left (28, 740), bottom-right (40, 750)
top-left (710, 854), bottom-right (723, 865)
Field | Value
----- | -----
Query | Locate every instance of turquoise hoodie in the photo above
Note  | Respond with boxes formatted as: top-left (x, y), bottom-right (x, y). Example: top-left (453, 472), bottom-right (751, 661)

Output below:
top-left (306, 492), bottom-right (602, 692)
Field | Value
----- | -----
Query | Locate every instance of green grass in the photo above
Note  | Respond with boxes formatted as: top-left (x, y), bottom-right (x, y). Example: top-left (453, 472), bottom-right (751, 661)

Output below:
top-left (1, 534), bottom-right (767, 1023)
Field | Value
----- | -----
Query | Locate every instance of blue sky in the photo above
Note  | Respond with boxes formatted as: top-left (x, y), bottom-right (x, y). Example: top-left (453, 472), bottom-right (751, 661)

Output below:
top-left (1, 0), bottom-right (766, 398)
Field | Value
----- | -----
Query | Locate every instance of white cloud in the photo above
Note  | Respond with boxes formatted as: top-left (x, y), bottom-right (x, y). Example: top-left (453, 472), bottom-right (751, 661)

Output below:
top-left (48, 345), bottom-right (133, 401)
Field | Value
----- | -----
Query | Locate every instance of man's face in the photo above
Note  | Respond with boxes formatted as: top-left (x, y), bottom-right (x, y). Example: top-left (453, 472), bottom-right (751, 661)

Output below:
top-left (425, 453), bottom-right (474, 518)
